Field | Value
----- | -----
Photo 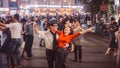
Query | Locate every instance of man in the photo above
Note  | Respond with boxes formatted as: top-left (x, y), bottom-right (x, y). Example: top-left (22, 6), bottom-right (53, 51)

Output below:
top-left (58, 16), bottom-right (65, 31)
top-left (34, 18), bottom-right (58, 68)
top-left (39, 17), bottom-right (48, 47)
top-left (0, 14), bottom-right (22, 68)
top-left (21, 18), bottom-right (34, 60)
top-left (105, 17), bottom-right (118, 55)
top-left (40, 17), bottom-right (47, 31)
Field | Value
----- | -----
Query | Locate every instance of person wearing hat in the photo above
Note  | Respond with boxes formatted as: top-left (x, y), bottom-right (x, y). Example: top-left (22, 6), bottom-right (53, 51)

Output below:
top-left (34, 19), bottom-right (58, 68)
top-left (105, 17), bottom-right (119, 55)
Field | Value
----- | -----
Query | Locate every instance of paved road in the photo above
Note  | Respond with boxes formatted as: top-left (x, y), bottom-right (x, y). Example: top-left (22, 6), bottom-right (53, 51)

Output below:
top-left (0, 33), bottom-right (116, 68)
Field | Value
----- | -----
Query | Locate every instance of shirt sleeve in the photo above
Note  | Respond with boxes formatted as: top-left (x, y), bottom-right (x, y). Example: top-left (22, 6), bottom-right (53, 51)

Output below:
top-left (69, 32), bottom-right (80, 40)
top-left (38, 31), bottom-right (46, 38)
top-left (56, 30), bottom-right (63, 35)
top-left (5, 23), bottom-right (14, 29)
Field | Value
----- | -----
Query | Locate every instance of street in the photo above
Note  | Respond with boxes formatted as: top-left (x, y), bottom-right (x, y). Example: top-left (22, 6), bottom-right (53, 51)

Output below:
top-left (0, 33), bottom-right (116, 68)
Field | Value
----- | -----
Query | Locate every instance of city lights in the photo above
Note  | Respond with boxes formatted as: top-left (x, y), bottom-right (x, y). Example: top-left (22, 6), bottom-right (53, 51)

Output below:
top-left (29, 5), bottom-right (83, 9)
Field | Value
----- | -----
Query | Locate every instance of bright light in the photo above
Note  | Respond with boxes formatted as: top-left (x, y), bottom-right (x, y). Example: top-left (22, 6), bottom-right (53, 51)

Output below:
top-left (63, 5), bottom-right (83, 9)
top-left (0, 8), bottom-right (9, 11)
top-left (20, 5), bottom-right (30, 9)
top-left (48, 5), bottom-right (61, 8)
top-left (30, 5), bottom-right (62, 8)
top-left (29, 5), bottom-right (83, 9)
top-left (11, 0), bottom-right (16, 2)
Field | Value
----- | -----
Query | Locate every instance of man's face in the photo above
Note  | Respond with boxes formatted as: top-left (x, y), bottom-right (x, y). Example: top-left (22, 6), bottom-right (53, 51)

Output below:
top-left (111, 20), bottom-right (115, 23)
top-left (11, 17), bottom-right (15, 23)
top-left (59, 18), bottom-right (63, 22)
top-left (44, 18), bottom-right (47, 22)
top-left (50, 24), bottom-right (58, 31)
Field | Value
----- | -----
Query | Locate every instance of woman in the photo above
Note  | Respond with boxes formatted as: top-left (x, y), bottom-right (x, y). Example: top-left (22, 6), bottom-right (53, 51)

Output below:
top-left (55, 25), bottom-right (92, 68)
top-left (105, 18), bottom-right (118, 55)
top-left (0, 19), bottom-right (11, 65)
top-left (72, 20), bottom-right (84, 62)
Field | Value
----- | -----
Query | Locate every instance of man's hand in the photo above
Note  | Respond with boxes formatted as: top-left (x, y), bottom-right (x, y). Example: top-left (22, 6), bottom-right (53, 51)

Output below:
top-left (63, 43), bottom-right (69, 48)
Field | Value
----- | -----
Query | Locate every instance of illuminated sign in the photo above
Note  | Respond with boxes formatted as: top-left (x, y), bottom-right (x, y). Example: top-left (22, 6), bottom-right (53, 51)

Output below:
top-left (0, 8), bottom-right (9, 11)
top-left (100, 5), bottom-right (108, 11)
top-left (11, 0), bottom-right (16, 2)
top-left (9, 0), bottom-right (18, 10)
top-left (29, 5), bottom-right (83, 9)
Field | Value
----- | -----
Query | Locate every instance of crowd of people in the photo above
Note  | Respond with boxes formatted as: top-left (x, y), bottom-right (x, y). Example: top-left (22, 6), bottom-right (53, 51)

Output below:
top-left (0, 13), bottom-right (119, 68)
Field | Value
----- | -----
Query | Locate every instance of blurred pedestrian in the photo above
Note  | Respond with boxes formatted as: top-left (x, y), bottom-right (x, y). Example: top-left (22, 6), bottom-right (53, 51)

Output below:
top-left (21, 18), bottom-right (34, 60)
top-left (105, 17), bottom-right (118, 56)
top-left (0, 20), bottom-right (11, 65)
top-left (72, 20), bottom-right (84, 63)
top-left (0, 14), bottom-right (22, 68)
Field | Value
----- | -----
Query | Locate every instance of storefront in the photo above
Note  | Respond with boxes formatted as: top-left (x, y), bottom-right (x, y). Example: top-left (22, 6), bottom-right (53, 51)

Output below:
top-left (9, 0), bottom-right (19, 15)
top-left (32, 8), bottom-right (74, 16)
top-left (40, 8), bottom-right (48, 16)
top-left (27, 5), bottom-right (83, 16)
top-left (0, 8), bottom-right (9, 17)
top-left (48, 8), bottom-right (57, 16)
top-left (19, 3), bottom-right (30, 17)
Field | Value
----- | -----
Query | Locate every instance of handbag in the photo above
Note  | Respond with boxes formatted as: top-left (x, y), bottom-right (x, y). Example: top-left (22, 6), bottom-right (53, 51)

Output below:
top-left (39, 38), bottom-right (45, 47)
top-left (67, 42), bottom-right (74, 53)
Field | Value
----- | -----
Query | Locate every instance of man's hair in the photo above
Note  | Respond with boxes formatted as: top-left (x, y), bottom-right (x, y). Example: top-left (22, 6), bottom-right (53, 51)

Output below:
top-left (111, 17), bottom-right (115, 21)
top-left (42, 17), bottom-right (47, 20)
top-left (14, 14), bottom-right (19, 21)
top-left (21, 18), bottom-right (27, 23)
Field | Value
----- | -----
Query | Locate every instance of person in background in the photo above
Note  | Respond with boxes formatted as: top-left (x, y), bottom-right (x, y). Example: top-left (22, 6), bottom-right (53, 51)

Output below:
top-left (21, 18), bottom-right (34, 60)
top-left (39, 17), bottom-right (48, 47)
top-left (0, 33), bottom-right (1, 47)
top-left (40, 17), bottom-right (47, 31)
top-left (0, 19), bottom-right (11, 66)
top-left (20, 18), bottom-right (27, 58)
top-left (105, 17), bottom-right (118, 56)
top-left (65, 18), bottom-right (72, 28)
top-left (118, 17), bottom-right (120, 27)
top-left (0, 14), bottom-right (22, 68)
top-left (58, 16), bottom-right (65, 31)
top-left (72, 20), bottom-right (84, 63)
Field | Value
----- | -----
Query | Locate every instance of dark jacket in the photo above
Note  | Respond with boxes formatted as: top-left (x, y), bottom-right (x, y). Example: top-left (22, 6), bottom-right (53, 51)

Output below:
top-left (0, 28), bottom-right (11, 54)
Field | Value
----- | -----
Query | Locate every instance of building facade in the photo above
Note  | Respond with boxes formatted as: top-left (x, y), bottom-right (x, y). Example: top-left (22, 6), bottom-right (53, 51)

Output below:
top-left (0, 0), bottom-right (9, 16)
top-left (19, 0), bottom-right (83, 16)
top-left (0, 0), bottom-right (82, 16)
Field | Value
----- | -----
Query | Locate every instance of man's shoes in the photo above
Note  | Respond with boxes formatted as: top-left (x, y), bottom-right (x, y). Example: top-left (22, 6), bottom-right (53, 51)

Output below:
top-left (15, 64), bottom-right (22, 68)
top-left (25, 57), bottom-right (32, 60)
